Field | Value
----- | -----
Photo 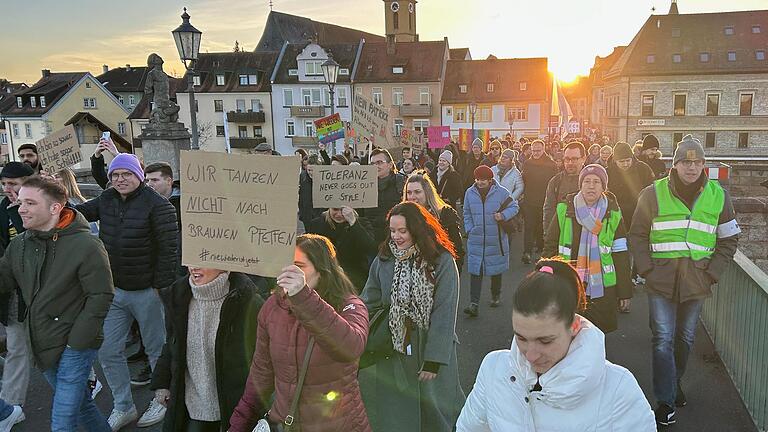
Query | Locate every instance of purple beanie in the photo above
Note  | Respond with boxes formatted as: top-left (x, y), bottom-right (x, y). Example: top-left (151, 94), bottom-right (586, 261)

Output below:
top-left (579, 164), bottom-right (608, 188)
top-left (108, 153), bottom-right (145, 182)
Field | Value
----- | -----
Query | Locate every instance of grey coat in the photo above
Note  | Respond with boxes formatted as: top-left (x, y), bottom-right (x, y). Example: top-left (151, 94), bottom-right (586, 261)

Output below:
top-left (360, 251), bottom-right (465, 432)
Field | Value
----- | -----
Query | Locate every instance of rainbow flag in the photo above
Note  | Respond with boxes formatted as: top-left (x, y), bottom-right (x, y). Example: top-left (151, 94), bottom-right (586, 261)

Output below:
top-left (458, 129), bottom-right (491, 152)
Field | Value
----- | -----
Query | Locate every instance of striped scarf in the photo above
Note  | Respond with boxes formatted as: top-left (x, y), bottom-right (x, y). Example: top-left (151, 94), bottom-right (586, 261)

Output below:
top-left (573, 193), bottom-right (608, 299)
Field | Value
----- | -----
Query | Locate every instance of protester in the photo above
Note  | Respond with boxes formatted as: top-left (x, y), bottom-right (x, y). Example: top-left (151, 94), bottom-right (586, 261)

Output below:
top-left (298, 154), bottom-right (326, 228)
top-left (361, 202), bottom-right (465, 431)
top-left (253, 142), bottom-right (280, 156)
top-left (633, 140), bottom-right (644, 159)
top-left (90, 136), bottom-right (121, 189)
top-left (481, 140), bottom-right (502, 168)
top-left (432, 150), bottom-right (463, 209)
top-left (0, 177), bottom-right (114, 431)
top-left (598, 145), bottom-right (613, 167)
top-left (606, 142), bottom-right (654, 235)
top-left (404, 171), bottom-right (465, 270)
top-left (76, 153), bottom-right (178, 430)
top-left (456, 259), bottom-right (656, 431)
top-left (54, 168), bottom-right (100, 235)
top-left (464, 138), bottom-right (487, 189)
top-left (520, 140), bottom-right (558, 264)
top-left (586, 143), bottom-right (601, 165)
top-left (463, 166), bottom-right (519, 316)
top-left (229, 234), bottom-right (370, 432)
top-left (543, 142), bottom-right (587, 239)
top-left (144, 162), bottom-right (181, 221)
top-left (306, 207), bottom-right (378, 290)
top-left (397, 147), bottom-right (412, 171)
top-left (399, 158), bottom-right (416, 176)
top-left (17, 143), bottom-right (43, 175)
top-left (491, 149), bottom-right (523, 200)
top-left (517, 142), bottom-right (531, 167)
top-left (139, 269), bottom-right (264, 430)
top-left (630, 134), bottom-right (740, 427)
top-left (543, 164), bottom-right (632, 333)
top-left (362, 148), bottom-right (406, 242)
top-left (640, 134), bottom-right (668, 179)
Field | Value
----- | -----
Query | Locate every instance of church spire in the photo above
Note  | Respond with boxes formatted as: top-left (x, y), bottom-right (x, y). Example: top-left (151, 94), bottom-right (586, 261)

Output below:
top-left (668, 0), bottom-right (679, 15)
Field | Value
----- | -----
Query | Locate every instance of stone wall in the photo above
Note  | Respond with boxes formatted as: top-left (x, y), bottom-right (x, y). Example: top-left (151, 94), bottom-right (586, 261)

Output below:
top-left (726, 163), bottom-right (768, 197)
top-left (733, 197), bottom-right (768, 274)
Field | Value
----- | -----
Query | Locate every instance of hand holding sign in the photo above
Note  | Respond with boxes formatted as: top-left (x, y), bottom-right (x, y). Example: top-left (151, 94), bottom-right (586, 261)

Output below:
top-left (36, 125), bottom-right (84, 171)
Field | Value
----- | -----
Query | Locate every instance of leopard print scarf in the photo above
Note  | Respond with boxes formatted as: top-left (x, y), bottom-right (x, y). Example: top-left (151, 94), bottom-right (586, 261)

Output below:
top-left (388, 241), bottom-right (436, 354)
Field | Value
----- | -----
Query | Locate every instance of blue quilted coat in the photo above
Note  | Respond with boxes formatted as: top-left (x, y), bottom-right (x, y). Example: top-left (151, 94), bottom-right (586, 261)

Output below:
top-left (463, 182), bottom-right (519, 276)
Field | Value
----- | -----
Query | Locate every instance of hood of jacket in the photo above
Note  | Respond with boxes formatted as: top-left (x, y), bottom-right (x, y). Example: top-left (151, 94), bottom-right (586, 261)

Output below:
top-left (26, 208), bottom-right (91, 241)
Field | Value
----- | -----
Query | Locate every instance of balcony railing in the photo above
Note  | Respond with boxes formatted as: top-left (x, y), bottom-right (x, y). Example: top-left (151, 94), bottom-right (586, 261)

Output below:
top-left (291, 136), bottom-right (318, 147)
top-left (227, 110), bottom-right (266, 123)
top-left (229, 137), bottom-right (266, 149)
top-left (290, 106), bottom-right (326, 118)
top-left (399, 103), bottom-right (432, 117)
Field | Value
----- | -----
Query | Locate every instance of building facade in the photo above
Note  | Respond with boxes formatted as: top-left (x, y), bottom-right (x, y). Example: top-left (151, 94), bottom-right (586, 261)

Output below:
top-left (97, 64), bottom-right (147, 114)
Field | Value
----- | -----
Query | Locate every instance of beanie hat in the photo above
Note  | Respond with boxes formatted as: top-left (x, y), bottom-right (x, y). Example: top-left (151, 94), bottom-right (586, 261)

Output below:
top-left (641, 134), bottom-right (660, 151)
top-left (471, 138), bottom-right (484, 150)
top-left (500, 148), bottom-right (517, 162)
top-left (0, 161), bottom-right (34, 179)
top-left (612, 142), bottom-right (634, 160)
top-left (108, 153), bottom-right (145, 182)
top-left (473, 165), bottom-right (494, 180)
top-left (17, 143), bottom-right (38, 154)
top-left (579, 164), bottom-right (608, 188)
top-left (673, 134), bottom-right (705, 166)
top-left (439, 150), bottom-right (453, 165)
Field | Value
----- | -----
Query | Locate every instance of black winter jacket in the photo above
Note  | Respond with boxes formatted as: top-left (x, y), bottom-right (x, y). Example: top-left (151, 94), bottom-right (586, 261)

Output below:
top-left (0, 198), bottom-right (25, 325)
top-left (298, 171), bottom-right (325, 225)
top-left (306, 215), bottom-right (377, 290)
top-left (431, 166), bottom-right (463, 209)
top-left (76, 183), bottom-right (178, 291)
top-left (606, 159), bottom-right (655, 227)
top-left (362, 172), bottom-right (405, 242)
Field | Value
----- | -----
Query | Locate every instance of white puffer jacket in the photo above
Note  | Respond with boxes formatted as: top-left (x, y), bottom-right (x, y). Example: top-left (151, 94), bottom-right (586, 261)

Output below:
top-left (457, 317), bottom-right (656, 431)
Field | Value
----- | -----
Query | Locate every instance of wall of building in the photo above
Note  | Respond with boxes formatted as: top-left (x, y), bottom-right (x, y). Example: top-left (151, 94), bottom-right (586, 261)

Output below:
top-left (441, 102), bottom-right (547, 139)
top-left (354, 82), bottom-right (441, 135)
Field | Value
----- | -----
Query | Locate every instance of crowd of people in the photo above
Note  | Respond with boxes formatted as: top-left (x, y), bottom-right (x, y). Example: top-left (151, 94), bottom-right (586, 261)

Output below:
top-left (0, 129), bottom-right (740, 431)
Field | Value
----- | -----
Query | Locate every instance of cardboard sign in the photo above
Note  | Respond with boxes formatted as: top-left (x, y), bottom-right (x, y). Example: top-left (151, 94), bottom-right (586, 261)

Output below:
top-left (399, 128), bottom-right (424, 152)
top-left (36, 125), bottom-right (83, 170)
top-left (180, 150), bottom-right (300, 277)
top-left (314, 113), bottom-right (345, 145)
top-left (427, 126), bottom-right (451, 149)
top-left (352, 93), bottom-right (394, 148)
top-left (312, 165), bottom-right (377, 208)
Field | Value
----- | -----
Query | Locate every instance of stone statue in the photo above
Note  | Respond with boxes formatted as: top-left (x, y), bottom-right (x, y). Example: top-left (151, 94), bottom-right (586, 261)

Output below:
top-left (144, 53), bottom-right (180, 124)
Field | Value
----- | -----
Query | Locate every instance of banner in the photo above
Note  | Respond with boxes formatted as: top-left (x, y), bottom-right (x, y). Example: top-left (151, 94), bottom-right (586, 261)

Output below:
top-left (352, 93), bottom-right (394, 149)
top-left (36, 125), bottom-right (83, 171)
top-left (180, 151), bottom-right (300, 277)
top-left (312, 165), bottom-right (377, 208)
top-left (314, 113), bottom-right (345, 145)
top-left (458, 129), bottom-right (491, 152)
top-left (427, 126), bottom-right (450, 149)
top-left (399, 128), bottom-right (424, 153)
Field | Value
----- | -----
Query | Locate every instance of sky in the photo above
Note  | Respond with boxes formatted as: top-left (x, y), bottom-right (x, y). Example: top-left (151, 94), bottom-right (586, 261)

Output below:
top-left (1, 0), bottom-right (765, 85)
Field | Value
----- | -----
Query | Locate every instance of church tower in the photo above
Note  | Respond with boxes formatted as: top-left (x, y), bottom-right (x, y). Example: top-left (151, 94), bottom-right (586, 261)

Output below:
top-left (383, 0), bottom-right (418, 43)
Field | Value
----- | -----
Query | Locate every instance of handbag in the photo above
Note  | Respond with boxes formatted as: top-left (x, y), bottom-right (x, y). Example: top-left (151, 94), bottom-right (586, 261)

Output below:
top-left (496, 196), bottom-right (517, 235)
top-left (358, 304), bottom-right (393, 369)
top-left (253, 337), bottom-right (316, 432)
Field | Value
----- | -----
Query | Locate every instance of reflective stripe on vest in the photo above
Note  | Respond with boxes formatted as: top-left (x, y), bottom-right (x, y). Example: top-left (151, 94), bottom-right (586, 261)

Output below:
top-left (556, 202), bottom-right (622, 287)
top-left (650, 177), bottom-right (725, 261)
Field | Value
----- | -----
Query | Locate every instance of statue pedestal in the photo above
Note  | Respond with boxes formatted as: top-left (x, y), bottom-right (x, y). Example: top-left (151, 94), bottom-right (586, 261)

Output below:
top-left (138, 122), bottom-right (191, 180)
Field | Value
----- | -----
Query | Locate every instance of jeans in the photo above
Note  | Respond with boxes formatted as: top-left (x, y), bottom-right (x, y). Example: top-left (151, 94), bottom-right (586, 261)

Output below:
top-left (1, 317), bottom-right (32, 405)
top-left (99, 287), bottom-right (165, 412)
top-left (648, 292), bottom-right (704, 406)
top-left (523, 204), bottom-right (544, 253)
top-left (470, 271), bottom-right (502, 304)
top-left (0, 397), bottom-right (13, 420)
top-left (42, 347), bottom-right (111, 432)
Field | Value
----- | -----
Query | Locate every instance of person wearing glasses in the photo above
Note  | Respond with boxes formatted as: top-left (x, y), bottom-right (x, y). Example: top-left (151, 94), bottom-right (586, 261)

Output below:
top-left (542, 142), bottom-right (587, 240)
top-left (361, 149), bottom-right (406, 242)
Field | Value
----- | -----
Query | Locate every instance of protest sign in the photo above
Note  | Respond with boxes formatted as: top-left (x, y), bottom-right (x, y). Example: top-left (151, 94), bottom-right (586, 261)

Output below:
top-left (36, 125), bottom-right (83, 170)
top-left (312, 165), bottom-right (377, 208)
top-left (352, 93), bottom-right (394, 148)
top-left (399, 128), bottom-right (424, 153)
top-left (314, 113), bottom-right (345, 145)
top-left (427, 126), bottom-right (451, 149)
top-left (180, 150), bottom-right (300, 277)
top-left (458, 128), bottom-right (491, 152)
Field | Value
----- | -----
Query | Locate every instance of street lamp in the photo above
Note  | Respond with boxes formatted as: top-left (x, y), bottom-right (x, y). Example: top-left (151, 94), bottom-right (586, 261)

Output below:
top-left (321, 53), bottom-right (340, 155)
top-left (172, 7), bottom-right (202, 150)
top-left (469, 101), bottom-right (478, 137)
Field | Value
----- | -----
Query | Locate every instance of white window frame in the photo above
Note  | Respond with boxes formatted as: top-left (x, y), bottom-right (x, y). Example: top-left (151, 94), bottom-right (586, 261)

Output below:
top-left (486, 83), bottom-right (495, 93)
top-left (322, 88), bottom-right (331, 107)
top-left (251, 99), bottom-right (261, 112)
top-left (248, 74), bottom-right (258, 85)
top-left (83, 98), bottom-right (97, 109)
top-left (286, 119), bottom-right (295, 137)
top-left (24, 123), bottom-right (32, 138)
top-left (214, 99), bottom-right (224, 112)
top-left (412, 119), bottom-right (430, 133)
top-left (727, 51), bottom-right (737, 62)
top-left (16, 97), bottom-right (21, 108)
top-left (700, 52), bottom-right (710, 62)
top-left (392, 87), bottom-right (403, 106)
top-left (30, 97), bottom-right (36, 108)
top-left (752, 25), bottom-right (761, 34)
top-left (128, 95), bottom-right (135, 106)
top-left (419, 87), bottom-right (430, 105)
top-left (118, 122), bottom-right (126, 135)
top-left (311, 89), bottom-right (321, 106)
top-left (392, 66), bottom-right (404, 74)
top-left (216, 74), bottom-right (225, 86)
top-left (118, 95), bottom-right (124, 105)
top-left (193, 75), bottom-right (201, 86)
top-left (372, 87), bottom-right (383, 105)
top-left (337, 87), bottom-right (348, 107)
top-left (302, 89), bottom-right (312, 106)
top-left (305, 61), bottom-right (323, 76)
top-left (283, 88), bottom-right (294, 107)
top-left (757, 50), bottom-right (766, 61)
top-left (641, 94), bottom-right (655, 117)
top-left (236, 99), bottom-right (246, 112)
top-left (393, 119), bottom-right (404, 136)
top-left (216, 126), bottom-right (225, 137)
top-left (12, 124), bottom-right (19, 138)
top-left (672, 54), bottom-right (682, 63)
top-left (706, 93), bottom-right (720, 116)
top-left (304, 120), bottom-right (314, 136)
top-left (724, 26), bottom-right (735, 35)
top-left (239, 75), bottom-right (248, 85)
top-left (288, 69), bottom-right (299, 76)
top-left (39, 96), bottom-right (46, 107)
top-left (458, 84), bottom-right (467, 94)
top-left (519, 81), bottom-right (527, 91)
top-left (253, 126), bottom-right (263, 137)
top-left (339, 68), bottom-right (350, 76)
top-left (238, 125), bottom-right (248, 138)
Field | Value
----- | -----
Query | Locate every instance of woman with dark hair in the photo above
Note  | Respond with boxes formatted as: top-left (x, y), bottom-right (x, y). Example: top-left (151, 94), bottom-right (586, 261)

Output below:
top-left (229, 235), bottom-right (371, 432)
top-left (298, 155), bottom-right (326, 228)
top-left (360, 201), bottom-right (465, 432)
top-left (456, 259), bottom-right (655, 431)
top-left (399, 158), bottom-right (417, 176)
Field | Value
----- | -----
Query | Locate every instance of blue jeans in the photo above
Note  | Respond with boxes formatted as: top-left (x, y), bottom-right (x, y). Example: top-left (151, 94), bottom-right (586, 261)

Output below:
top-left (42, 347), bottom-right (111, 432)
top-left (648, 292), bottom-right (704, 406)
top-left (99, 287), bottom-right (166, 412)
top-left (0, 397), bottom-right (13, 420)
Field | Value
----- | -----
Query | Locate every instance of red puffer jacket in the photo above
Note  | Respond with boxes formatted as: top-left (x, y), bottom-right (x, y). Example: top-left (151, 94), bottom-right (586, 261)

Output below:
top-left (228, 287), bottom-right (371, 432)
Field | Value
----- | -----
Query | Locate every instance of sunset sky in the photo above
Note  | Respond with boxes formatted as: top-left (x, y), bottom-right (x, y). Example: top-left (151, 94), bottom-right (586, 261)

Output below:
top-left (1, 0), bottom-right (765, 85)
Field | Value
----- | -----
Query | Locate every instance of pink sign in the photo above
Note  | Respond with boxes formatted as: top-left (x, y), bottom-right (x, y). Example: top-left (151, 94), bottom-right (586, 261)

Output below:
top-left (427, 126), bottom-right (451, 149)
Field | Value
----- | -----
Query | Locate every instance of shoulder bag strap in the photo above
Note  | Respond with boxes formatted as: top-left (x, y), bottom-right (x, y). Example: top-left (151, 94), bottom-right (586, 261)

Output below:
top-left (284, 337), bottom-right (316, 430)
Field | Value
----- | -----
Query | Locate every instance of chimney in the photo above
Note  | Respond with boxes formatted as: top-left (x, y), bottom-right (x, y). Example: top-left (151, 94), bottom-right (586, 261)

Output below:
top-left (125, 64), bottom-right (131, 71)
top-left (668, 0), bottom-right (679, 15)
top-left (41, 69), bottom-right (51, 78)
top-left (102, 65), bottom-right (109, 74)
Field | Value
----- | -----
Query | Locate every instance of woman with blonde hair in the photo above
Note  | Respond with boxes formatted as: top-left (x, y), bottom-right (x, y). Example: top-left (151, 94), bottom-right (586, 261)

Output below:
top-left (54, 168), bottom-right (86, 204)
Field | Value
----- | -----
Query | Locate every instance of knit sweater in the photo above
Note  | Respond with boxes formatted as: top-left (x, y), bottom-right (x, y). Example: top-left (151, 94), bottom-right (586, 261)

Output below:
top-left (185, 271), bottom-right (230, 421)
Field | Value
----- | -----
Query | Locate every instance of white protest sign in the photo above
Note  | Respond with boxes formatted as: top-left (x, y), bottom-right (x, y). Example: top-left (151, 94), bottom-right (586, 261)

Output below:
top-left (352, 93), bottom-right (394, 149)
top-left (312, 165), bottom-right (378, 208)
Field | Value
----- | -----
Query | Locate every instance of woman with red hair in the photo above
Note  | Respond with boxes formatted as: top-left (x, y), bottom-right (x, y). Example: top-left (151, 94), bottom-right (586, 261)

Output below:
top-left (360, 201), bottom-right (465, 431)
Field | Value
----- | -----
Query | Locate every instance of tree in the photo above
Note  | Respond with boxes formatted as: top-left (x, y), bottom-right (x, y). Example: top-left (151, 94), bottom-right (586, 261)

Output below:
top-left (233, 40), bottom-right (241, 52)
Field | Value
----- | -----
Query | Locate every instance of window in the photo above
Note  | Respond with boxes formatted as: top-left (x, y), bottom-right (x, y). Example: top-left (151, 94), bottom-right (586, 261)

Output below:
top-left (304, 120), bottom-right (314, 136)
top-left (394, 119), bottom-right (404, 136)
top-left (39, 96), bottom-right (45, 107)
top-left (392, 66), bottom-right (404, 74)
top-left (214, 100), bottom-right (224, 112)
top-left (129, 95), bottom-right (135, 106)
top-left (322, 88), bottom-right (331, 107)
top-left (337, 87), bottom-right (348, 107)
top-left (216, 74), bottom-right (225, 86)
top-left (519, 82), bottom-right (527, 91)
top-left (305, 61), bottom-right (323, 76)
top-left (283, 89), bottom-right (294, 107)
top-left (236, 99), bottom-right (246, 112)
top-left (671, 28), bottom-right (681, 37)
top-left (673, 94), bottom-right (686, 116)
top-left (728, 51), bottom-right (736, 62)
top-left (118, 122), bottom-right (126, 135)
top-left (286, 120), bottom-right (295, 137)
top-left (506, 105), bottom-right (528, 121)
top-left (30, 97), bottom-right (36, 108)
top-left (753, 25), bottom-right (762, 34)
top-left (193, 75), bottom-right (201, 86)
top-left (673, 133), bottom-right (683, 151)
top-left (392, 88), bottom-right (403, 106)
top-left (672, 54), bottom-right (682, 63)
top-left (372, 87), bottom-right (383, 105)
top-left (24, 123), bottom-right (32, 138)
top-left (302, 89), bottom-right (312, 106)
top-left (311, 89), bottom-right (321, 106)
top-left (85, 81), bottom-right (91, 88)
top-left (486, 83), bottom-right (494, 93)
top-left (251, 99), bottom-right (261, 112)
top-left (705, 132), bottom-right (715, 148)
top-left (706, 94), bottom-right (719, 116)
top-left (288, 69), bottom-right (299, 76)
top-left (479, 105), bottom-right (492, 122)
top-left (11, 124), bottom-right (19, 138)
top-left (459, 84), bottom-right (467, 94)
top-left (239, 75), bottom-right (248, 85)
top-left (248, 74), bottom-right (257, 85)
top-left (738, 132), bottom-right (749, 148)
top-left (454, 106), bottom-right (466, 122)
top-left (646, 54), bottom-right (655, 64)
top-left (419, 87), bottom-right (430, 105)
top-left (253, 126), bottom-right (263, 137)
top-left (15, 97), bottom-right (21, 108)
top-left (0, 134), bottom-right (5, 145)
top-left (118, 95), bottom-right (124, 105)
top-left (724, 26), bottom-right (734, 35)
top-left (739, 93), bottom-right (753, 116)
top-left (83, 98), bottom-right (97, 109)
top-left (339, 68), bottom-right (350, 76)
top-left (413, 119), bottom-right (430, 133)
top-left (238, 126), bottom-right (248, 138)
top-left (216, 126), bottom-right (225, 136)
top-left (700, 52), bottom-right (710, 62)
top-left (641, 94), bottom-right (654, 117)
top-left (757, 50), bottom-right (766, 61)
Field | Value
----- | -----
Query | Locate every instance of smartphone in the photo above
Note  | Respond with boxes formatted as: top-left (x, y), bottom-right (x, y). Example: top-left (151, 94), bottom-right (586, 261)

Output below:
top-left (101, 131), bottom-right (110, 141)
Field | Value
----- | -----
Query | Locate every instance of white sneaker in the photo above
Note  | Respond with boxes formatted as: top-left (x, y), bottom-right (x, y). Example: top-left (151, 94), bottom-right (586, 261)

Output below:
top-left (0, 406), bottom-right (24, 432)
top-left (136, 399), bottom-right (166, 428)
top-left (91, 379), bottom-right (103, 400)
top-left (108, 406), bottom-right (138, 431)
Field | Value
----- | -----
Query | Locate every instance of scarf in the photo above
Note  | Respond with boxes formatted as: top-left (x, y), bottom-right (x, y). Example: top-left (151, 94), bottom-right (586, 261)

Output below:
top-left (497, 165), bottom-right (511, 180)
top-left (388, 241), bottom-right (435, 354)
top-left (573, 192), bottom-right (608, 299)
top-left (437, 166), bottom-right (448, 185)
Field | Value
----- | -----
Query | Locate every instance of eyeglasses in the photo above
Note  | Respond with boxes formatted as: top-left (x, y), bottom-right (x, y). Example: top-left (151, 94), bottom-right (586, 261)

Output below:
top-left (110, 172), bottom-right (135, 181)
top-left (372, 160), bottom-right (389, 166)
top-left (678, 160), bottom-right (704, 168)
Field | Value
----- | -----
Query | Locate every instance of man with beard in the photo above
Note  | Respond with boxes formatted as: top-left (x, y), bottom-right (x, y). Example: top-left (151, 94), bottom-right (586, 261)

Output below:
top-left (362, 148), bottom-right (406, 242)
top-left (17, 144), bottom-right (43, 175)
top-left (520, 140), bottom-right (557, 264)
top-left (543, 142), bottom-right (587, 238)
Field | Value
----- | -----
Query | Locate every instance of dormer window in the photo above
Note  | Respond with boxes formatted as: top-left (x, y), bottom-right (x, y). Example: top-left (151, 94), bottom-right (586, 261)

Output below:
top-left (16, 97), bottom-right (21, 108)
top-left (392, 66), bottom-right (404, 74)
top-left (459, 84), bottom-right (467, 94)
top-left (724, 26), bottom-right (734, 35)
top-left (288, 69), bottom-right (299, 76)
top-left (519, 82), bottom-right (527, 91)
top-left (40, 96), bottom-right (46, 107)
top-left (305, 61), bottom-right (323, 76)
top-left (339, 68), bottom-right (350, 75)
top-left (239, 75), bottom-right (248, 85)
top-left (486, 83), bottom-right (495, 93)
top-left (752, 25), bottom-right (761, 34)
top-left (30, 97), bottom-right (36, 108)
top-left (216, 74), bottom-right (225, 86)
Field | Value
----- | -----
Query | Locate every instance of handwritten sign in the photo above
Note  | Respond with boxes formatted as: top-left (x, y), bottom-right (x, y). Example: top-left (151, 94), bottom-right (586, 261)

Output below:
top-left (399, 128), bottom-right (424, 153)
top-left (36, 125), bottom-right (83, 170)
top-left (427, 126), bottom-right (450, 149)
top-left (180, 150), bottom-right (300, 277)
top-left (352, 93), bottom-right (394, 148)
top-left (314, 113), bottom-right (345, 145)
top-left (312, 165), bottom-right (377, 208)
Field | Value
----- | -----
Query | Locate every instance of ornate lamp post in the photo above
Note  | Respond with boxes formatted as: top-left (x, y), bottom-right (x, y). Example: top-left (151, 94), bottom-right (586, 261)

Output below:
top-left (171, 8), bottom-right (202, 149)
top-left (469, 101), bottom-right (478, 134)
top-left (321, 53), bottom-right (340, 155)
